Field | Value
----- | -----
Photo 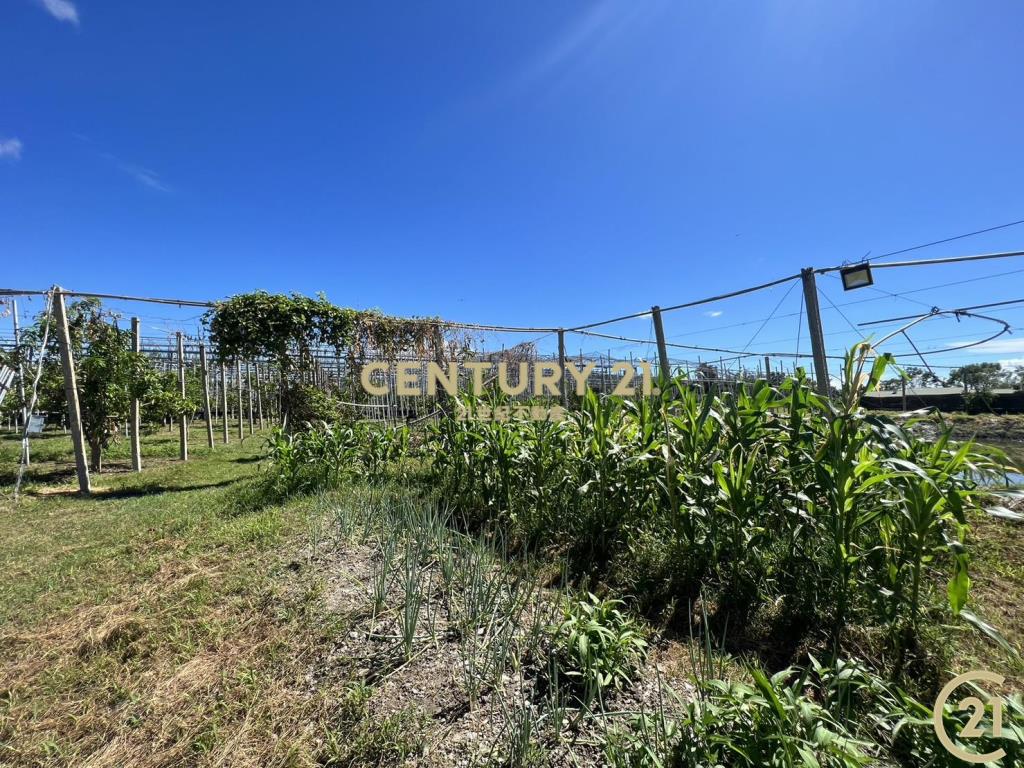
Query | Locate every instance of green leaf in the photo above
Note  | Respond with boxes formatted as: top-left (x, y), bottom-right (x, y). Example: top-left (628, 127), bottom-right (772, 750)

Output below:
top-left (959, 608), bottom-right (1020, 658)
top-left (947, 556), bottom-right (970, 614)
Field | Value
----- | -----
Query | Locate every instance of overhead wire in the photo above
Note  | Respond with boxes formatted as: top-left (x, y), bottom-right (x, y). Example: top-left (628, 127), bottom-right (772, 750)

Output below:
top-left (865, 217), bottom-right (1024, 263)
top-left (741, 281), bottom-right (797, 351)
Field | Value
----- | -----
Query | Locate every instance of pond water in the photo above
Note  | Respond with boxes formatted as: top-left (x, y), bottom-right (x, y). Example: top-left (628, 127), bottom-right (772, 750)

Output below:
top-left (980, 440), bottom-right (1024, 487)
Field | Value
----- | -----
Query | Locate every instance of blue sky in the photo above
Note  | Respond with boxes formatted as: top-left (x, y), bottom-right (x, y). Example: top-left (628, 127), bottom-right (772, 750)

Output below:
top-left (2, 1), bottom-right (1024, 373)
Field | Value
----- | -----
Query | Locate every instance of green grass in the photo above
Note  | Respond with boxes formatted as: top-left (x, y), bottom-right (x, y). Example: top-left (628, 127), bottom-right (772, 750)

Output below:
top-left (0, 428), bottom-right (361, 767)
top-left (0, 427), bottom-right (280, 628)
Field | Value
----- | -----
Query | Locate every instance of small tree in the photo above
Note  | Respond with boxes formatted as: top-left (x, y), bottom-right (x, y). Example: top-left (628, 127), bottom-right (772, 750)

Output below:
top-left (22, 299), bottom-right (162, 470)
top-left (77, 320), bottom-right (161, 470)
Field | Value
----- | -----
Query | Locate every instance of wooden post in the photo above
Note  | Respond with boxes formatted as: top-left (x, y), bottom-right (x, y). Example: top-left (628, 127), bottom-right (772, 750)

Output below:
top-left (12, 299), bottom-right (28, 465)
top-left (236, 359), bottom-right (244, 440)
top-left (220, 361), bottom-right (229, 444)
top-left (177, 332), bottom-right (188, 461)
top-left (558, 329), bottom-right (568, 407)
top-left (800, 268), bottom-right (830, 396)
top-left (901, 377), bottom-right (908, 411)
top-left (651, 305), bottom-right (671, 385)
top-left (764, 356), bottom-right (771, 381)
top-left (53, 288), bottom-right (91, 494)
top-left (199, 344), bottom-right (215, 448)
top-left (255, 362), bottom-right (265, 430)
top-left (130, 317), bottom-right (142, 471)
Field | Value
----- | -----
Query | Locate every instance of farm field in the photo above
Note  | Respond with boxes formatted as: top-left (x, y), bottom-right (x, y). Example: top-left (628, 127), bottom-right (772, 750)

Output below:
top-left (2, 383), bottom-right (1023, 767)
top-left (7, 5), bottom-right (1024, 766)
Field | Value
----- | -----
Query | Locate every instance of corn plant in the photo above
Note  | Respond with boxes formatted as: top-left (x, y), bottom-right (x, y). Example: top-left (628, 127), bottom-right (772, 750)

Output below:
top-left (547, 593), bottom-right (648, 710)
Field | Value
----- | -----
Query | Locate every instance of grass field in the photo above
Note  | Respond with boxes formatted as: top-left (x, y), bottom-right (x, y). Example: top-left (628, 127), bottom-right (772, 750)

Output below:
top-left (0, 429), bottom-right (352, 767)
top-left (1, 423), bottom-right (1022, 767)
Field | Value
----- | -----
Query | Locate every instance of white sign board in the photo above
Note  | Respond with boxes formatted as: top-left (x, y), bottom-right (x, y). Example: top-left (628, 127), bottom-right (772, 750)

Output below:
top-left (27, 414), bottom-right (45, 435)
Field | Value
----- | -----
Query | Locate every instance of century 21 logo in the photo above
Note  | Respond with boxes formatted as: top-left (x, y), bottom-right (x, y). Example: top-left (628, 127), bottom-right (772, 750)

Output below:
top-left (933, 670), bottom-right (1007, 763)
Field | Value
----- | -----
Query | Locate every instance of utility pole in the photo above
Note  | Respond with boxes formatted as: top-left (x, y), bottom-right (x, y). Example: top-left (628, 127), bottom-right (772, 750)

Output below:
top-left (130, 317), bottom-right (142, 471)
top-left (800, 268), bottom-right (830, 396)
top-left (651, 306), bottom-right (672, 386)
top-left (53, 288), bottom-right (91, 494)
top-left (177, 332), bottom-right (188, 461)
top-left (12, 300), bottom-right (28, 465)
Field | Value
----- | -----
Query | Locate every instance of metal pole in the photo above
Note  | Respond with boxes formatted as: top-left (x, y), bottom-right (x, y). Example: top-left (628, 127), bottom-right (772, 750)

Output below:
top-left (800, 268), bottom-right (830, 396)
top-left (199, 344), bottom-right (215, 448)
top-left (236, 359), bottom-right (244, 440)
top-left (12, 300), bottom-right (28, 465)
top-left (220, 361), bottom-right (229, 444)
top-left (246, 361), bottom-right (254, 436)
top-left (177, 332), bottom-right (188, 461)
top-left (53, 288), bottom-right (91, 494)
top-left (557, 329), bottom-right (567, 407)
top-left (255, 362), bottom-right (265, 430)
top-left (130, 317), bottom-right (142, 471)
top-left (651, 305), bottom-right (671, 384)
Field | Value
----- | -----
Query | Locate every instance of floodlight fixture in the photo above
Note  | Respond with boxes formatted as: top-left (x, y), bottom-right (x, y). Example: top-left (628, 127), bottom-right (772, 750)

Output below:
top-left (840, 263), bottom-right (874, 291)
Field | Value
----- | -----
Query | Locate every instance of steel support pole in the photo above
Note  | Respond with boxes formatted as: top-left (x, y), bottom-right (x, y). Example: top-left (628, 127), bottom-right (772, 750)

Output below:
top-left (800, 268), bottom-right (830, 396)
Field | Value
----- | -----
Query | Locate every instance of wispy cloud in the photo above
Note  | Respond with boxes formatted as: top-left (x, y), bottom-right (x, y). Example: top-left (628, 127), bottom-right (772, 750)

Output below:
top-left (117, 162), bottom-right (171, 192)
top-left (511, 0), bottom-right (663, 93)
top-left (37, 0), bottom-right (79, 25)
top-left (704, 310), bottom-right (723, 318)
top-left (0, 137), bottom-right (23, 160)
top-left (97, 150), bottom-right (172, 192)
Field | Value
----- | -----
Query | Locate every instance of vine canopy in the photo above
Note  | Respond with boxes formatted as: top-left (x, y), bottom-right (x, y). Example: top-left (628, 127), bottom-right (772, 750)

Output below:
top-left (204, 291), bottom-right (445, 366)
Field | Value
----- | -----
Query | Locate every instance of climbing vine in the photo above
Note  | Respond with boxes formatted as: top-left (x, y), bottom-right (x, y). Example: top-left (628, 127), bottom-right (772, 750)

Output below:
top-left (204, 291), bottom-right (445, 368)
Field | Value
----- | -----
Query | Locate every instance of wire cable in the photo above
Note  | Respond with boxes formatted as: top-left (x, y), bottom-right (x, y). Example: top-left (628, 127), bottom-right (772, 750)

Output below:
top-left (867, 218), bottom-right (1024, 263)
top-left (741, 281), bottom-right (797, 351)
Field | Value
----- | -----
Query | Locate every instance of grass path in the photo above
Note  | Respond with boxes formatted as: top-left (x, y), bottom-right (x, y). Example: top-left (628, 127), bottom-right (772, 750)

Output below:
top-left (0, 430), bottom-right (351, 767)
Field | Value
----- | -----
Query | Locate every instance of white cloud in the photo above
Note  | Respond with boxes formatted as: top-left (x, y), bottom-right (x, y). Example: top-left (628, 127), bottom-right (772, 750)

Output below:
top-left (966, 338), bottom-right (1024, 355)
top-left (703, 310), bottom-right (723, 318)
top-left (997, 358), bottom-right (1024, 369)
top-left (37, 0), bottom-right (79, 25)
top-left (0, 138), bottom-right (22, 160)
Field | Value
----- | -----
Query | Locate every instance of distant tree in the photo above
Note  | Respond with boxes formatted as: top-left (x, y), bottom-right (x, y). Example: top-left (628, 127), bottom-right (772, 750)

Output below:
top-left (880, 366), bottom-right (944, 392)
top-left (998, 364), bottom-right (1023, 390)
top-left (946, 362), bottom-right (1002, 393)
